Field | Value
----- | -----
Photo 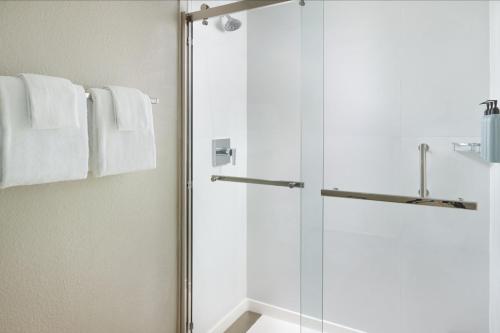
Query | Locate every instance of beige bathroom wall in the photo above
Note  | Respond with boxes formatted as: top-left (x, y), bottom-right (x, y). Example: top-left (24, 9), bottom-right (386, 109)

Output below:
top-left (0, 2), bottom-right (178, 333)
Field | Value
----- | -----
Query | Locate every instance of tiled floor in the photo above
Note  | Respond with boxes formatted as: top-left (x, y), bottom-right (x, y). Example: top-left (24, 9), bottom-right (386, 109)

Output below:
top-left (247, 315), bottom-right (320, 333)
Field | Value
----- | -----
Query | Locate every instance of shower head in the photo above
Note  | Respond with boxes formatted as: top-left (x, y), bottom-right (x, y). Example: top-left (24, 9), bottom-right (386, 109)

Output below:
top-left (222, 15), bottom-right (242, 32)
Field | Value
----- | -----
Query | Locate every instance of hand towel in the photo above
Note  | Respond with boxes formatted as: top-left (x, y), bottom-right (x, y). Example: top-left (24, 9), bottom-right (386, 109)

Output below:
top-left (19, 73), bottom-right (79, 129)
top-left (88, 88), bottom-right (156, 177)
top-left (105, 86), bottom-right (149, 131)
top-left (0, 76), bottom-right (89, 188)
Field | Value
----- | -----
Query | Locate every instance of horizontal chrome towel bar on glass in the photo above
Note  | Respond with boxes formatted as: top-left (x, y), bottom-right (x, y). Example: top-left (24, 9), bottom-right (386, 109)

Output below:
top-left (211, 175), bottom-right (304, 189)
top-left (84, 92), bottom-right (160, 105)
top-left (321, 189), bottom-right (477, 210)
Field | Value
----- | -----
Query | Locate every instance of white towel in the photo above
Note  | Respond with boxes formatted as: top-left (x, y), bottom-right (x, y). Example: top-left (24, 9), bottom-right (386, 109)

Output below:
top-left (88, 88), bottom-right (156, 177)
top-left (19, 73), bottom-right (79, 129)
top-left (105, 86), bottom-right (149, 131)
top-left (0, 76), bottom-right (89, 189)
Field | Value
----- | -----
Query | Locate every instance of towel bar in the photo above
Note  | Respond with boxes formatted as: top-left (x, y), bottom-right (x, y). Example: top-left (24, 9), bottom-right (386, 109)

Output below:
top-left (211, 175), bottom-right (304, 189)
top-left (85, 92), bottom-right (159, 105)
top-left (321, 189), bottom-right (477, 210)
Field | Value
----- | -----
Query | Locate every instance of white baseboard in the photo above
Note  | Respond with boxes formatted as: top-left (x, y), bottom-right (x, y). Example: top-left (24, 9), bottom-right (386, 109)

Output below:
top-left (208, 298), bottom-right (365, 333)
top-left (247, 299), bottom-right (365, 333)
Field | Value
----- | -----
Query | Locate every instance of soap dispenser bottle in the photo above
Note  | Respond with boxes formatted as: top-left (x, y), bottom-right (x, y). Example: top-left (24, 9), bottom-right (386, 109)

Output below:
top-left (480, 99), bottom-right (500, 162)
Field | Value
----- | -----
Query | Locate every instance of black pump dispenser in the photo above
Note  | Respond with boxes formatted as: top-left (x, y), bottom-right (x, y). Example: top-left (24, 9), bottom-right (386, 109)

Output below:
top-left (493, 100), bottom-right (500, 115)
top-left (480, 100), bottom-right (492, 115)
top-left (480, 100), bottom-right (498, 115)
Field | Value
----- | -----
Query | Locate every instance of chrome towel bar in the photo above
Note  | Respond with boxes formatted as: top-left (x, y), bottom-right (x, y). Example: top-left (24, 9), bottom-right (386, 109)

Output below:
top-left (211, 175), bottom-right (304, 189)
top-left (321, 189), bottom-right (477, 210)
top-left (85, 92), bottom-right (159, 105)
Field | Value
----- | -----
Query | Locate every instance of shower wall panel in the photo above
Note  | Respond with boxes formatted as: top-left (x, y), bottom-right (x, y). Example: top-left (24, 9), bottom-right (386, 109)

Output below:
top-left (246, 3), bottom-right (302, 313)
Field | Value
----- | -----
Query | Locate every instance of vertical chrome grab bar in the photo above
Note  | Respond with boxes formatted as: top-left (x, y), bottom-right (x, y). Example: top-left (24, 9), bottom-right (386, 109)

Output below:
top-left (419, 143), bottom-right (429, 198)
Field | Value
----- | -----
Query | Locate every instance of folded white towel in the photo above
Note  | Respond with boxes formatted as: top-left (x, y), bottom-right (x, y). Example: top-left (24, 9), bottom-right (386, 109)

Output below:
top-left (89, 88), bottom-right (156, 177)
top-left (0, 76), bottom-right (89, 188)
top-left (105, 86), bottom-right (149, 131)
top-left (19, 73), bottom-right (79, 129)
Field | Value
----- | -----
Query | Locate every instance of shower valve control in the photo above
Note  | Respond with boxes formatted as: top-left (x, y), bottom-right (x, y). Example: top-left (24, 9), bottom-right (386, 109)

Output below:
top-left (212, 138), bottom-right (236, 167)
top-left (216, 147), bottom-right (236, 165)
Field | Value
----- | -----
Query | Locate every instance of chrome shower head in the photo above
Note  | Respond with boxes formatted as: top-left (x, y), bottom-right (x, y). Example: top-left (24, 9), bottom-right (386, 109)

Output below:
top-left (223, 15), bottom-right (242, 32)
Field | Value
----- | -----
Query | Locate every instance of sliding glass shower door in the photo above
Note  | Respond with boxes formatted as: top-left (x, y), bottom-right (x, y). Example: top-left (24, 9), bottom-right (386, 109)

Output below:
top-left (184, 1), bottom-right (494, 332)
top-left (186, 0), bottom-right (323, 332)
top-left (321, 2), bottom-right (490, 332)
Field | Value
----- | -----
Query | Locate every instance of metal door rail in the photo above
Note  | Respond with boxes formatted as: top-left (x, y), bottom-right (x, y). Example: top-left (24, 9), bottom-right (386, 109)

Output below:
top-left (211, 175), bottom-right (303, 189)
top-left (187, 0), bottom-right (290, 22)
top-left (321, 189), bottom-right (477, 210)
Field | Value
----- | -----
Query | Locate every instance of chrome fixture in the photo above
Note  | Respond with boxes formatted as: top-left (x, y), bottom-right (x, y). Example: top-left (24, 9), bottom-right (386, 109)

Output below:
top-left (211, 175), bottom-right (304, 189)
top-left (453, 142), bottom-right (481, 153)
top-left (322, 143), bottom-right (477, 210)
top-left (201, 3), bottom-right (209, 25)
top-left (221, 15), bottom-right (242, 31)
top-left (212, 138), bottom-right (236, 166)
top-left (321, 189), bottom-right (477, 210)
top-left (419, 143), bottom-right (429, 197)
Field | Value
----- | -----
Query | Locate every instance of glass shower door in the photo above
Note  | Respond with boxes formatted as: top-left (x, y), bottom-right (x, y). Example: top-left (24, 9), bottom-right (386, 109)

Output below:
top-left (188, 1), bottom-right (324, 332)
top-left (321, 2), bottom-right (489, 333)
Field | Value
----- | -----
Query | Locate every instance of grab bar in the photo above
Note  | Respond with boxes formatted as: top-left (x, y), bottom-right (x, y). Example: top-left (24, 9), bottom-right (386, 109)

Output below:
top-left (419, 143), bottom-right (429, 197)
top-left (211, 175), bottom-right (303, 189)
top-left (321, 189), bottom-right (477, 210)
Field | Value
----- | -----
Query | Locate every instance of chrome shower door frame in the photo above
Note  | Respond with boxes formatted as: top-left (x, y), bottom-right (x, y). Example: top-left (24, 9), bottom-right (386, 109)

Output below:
top-left (179, 10), bottom-right (192, 333)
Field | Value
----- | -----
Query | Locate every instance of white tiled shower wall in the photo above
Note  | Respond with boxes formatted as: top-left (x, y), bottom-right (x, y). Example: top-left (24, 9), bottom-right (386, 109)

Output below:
top-left (322, 2), bottom-right (490, 332)
top-left (247, 1), bottom-right (302, 313)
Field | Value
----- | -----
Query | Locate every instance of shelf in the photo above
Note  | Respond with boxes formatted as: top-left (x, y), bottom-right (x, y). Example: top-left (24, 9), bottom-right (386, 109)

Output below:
top-left (452, 142), bottom-right (480, 153)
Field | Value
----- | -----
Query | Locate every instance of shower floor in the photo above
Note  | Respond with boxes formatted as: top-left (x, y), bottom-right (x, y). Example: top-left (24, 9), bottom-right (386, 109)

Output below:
top-left (247, 315), bottom-right (320, 333)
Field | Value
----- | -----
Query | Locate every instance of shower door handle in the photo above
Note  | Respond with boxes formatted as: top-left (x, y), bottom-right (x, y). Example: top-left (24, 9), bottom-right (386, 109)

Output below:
top-left (211, 175), bottom-right (304, 189)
